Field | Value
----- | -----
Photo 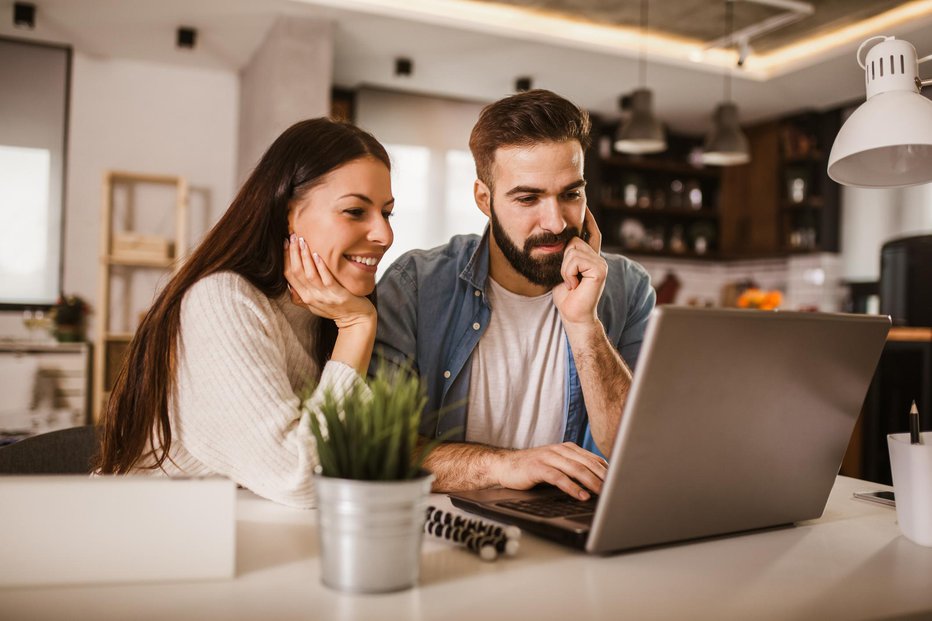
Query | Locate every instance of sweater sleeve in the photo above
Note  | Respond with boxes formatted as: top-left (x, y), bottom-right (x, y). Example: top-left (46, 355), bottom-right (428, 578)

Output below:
top-left (171, 273), bottom-right (360, 508)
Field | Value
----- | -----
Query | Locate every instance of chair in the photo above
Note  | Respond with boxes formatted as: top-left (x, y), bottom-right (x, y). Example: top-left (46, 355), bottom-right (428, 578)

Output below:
top-left (0, 426), bottom-right (99, 474)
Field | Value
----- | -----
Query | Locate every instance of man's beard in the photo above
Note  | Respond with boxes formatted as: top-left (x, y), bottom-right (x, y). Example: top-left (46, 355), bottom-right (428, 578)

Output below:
top-left (489, 199), bottom-right (580, 288)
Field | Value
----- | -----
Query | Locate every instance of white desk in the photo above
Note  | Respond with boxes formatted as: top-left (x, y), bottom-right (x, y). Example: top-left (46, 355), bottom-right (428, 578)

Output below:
top-left (2, 476), bottom-right (931, 621)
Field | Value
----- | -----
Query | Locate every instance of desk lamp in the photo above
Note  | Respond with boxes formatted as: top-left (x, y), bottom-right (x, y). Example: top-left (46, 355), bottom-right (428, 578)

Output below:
top-left (828, 36), bottom-right (932, 188)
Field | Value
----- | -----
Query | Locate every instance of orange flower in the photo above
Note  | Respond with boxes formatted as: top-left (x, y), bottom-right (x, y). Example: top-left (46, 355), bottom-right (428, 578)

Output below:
top-left (736, 288), bottom-right (782, 310)
top-left (760, 291), bottom-right (783, 310)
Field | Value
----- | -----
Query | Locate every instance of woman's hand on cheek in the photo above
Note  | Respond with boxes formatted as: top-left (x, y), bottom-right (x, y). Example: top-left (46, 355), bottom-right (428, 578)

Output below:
top-left (284, 235), bottom-right (376, 329)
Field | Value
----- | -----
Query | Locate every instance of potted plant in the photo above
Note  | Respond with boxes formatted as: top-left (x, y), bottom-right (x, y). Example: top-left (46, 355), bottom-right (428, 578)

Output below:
top-left (51, 295), bottom-right (90, 342)
top-left (306, 365), bottom-right (438, 593)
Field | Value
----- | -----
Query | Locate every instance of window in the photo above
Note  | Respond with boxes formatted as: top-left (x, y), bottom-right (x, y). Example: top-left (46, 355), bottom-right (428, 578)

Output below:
top-left (356, 89), bottom-right (488, 279)
top-left (380, 145), bottom-right (430, 277)
top-left (0, 38), bottom-right (70, 307)
top-left (444, 149), bottom-right (486, 242)
top-left (378, 145), bottom-right (487, 279)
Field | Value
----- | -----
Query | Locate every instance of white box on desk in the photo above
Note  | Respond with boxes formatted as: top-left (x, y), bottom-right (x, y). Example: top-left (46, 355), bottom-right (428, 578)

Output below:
top-left (0, 476), bottom-right (236, 586)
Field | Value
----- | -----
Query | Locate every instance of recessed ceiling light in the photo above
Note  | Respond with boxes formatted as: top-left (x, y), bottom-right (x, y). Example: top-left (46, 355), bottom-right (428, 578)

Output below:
top-left (177, 27), bottom-right (197, 50)
top-left (395, 57), bottom-right (413, 77)
top-left (13, 2), bottom-right (35, 30)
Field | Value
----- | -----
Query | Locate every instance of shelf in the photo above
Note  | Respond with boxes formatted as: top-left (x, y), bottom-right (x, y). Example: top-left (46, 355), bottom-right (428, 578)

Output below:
top-left (0, 340), bottom-right (90, 353)
top-left (781, 197), bottom-right (824, 210)
top-left (104, 332), bottom-right (134, 342)
top-left (95, 169), bottom-right (188, 422)
top-left (782, 152), bottom-right (825, 165)
top-left (108, 170), bottom-right (185, 186)
top-left (777, 111), bottom-right (840, 254)
top-left (600, 201), bottom-right (720, 219)
top-left (601, 156), bottom-right (720, 178)
top-left (604, 246), bottom-right (721, 261)
top-left (105, 255), bottom-right (175, 268)
top-left (779, 246), bottom-right (824, 255)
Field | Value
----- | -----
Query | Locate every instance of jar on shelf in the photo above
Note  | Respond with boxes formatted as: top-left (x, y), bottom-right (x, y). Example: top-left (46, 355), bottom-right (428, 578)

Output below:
top-left (669, 179), bottom-right (684, 209)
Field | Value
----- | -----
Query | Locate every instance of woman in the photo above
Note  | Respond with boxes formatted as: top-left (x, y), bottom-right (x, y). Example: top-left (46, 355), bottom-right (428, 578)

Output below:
top-left (96, 119), bottom-right (394, 508)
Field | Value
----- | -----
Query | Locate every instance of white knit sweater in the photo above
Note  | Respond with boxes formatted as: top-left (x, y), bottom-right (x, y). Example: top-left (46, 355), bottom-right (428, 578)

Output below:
top-left (141, 271), bottom-right (360, 509)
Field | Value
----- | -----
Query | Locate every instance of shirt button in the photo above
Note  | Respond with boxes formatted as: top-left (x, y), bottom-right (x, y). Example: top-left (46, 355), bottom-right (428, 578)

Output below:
top-left (474, 290), bottom-right (481, 297)
top-left (443, 370), bottom-right (451, 379)
top-left (472, 322), bottom-right (480, 330)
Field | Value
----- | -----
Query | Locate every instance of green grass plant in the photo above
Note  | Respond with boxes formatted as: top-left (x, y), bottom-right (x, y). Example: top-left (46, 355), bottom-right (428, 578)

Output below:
top-left (305, 365), bottom-right (440, 481)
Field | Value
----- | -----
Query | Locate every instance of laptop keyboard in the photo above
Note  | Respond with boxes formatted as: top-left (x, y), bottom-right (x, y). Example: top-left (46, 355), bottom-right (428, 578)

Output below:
top-left (497, 495), bottom-right (597, 519)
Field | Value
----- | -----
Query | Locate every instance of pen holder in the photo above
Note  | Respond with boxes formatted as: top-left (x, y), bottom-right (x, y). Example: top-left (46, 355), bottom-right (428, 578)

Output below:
top-left (887, 432), bottom-right (932, 547)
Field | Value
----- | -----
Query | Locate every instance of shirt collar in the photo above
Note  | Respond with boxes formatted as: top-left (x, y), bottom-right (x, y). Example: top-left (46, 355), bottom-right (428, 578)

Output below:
top-left (459, 225), bottom-right (491, 293)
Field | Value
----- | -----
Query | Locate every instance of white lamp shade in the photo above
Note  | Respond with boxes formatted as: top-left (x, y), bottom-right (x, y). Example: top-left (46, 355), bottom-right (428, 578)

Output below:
top-left (827, 90), bottom-right (932, 188)
top-left (615, 89), bottom-right (667, 154)
top-left (828, 36), bottom-right (932, 188)
top-left (701, 102), bottom-right (750, 166)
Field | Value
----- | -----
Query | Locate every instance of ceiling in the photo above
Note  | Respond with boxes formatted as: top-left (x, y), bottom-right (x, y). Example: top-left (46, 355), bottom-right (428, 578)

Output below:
top-left (1, 0), bottom-right (931, 135)
top-left (473, 0), bottom-right (911, 53)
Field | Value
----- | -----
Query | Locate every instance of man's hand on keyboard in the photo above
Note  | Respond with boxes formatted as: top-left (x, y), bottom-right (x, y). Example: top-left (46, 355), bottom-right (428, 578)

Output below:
top-left (492, 442), bottom-right (608, 501)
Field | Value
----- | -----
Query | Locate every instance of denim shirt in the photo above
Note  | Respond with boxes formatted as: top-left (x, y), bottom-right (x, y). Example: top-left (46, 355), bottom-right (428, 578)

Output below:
top-left (372, 230), bottom-right (656, 459)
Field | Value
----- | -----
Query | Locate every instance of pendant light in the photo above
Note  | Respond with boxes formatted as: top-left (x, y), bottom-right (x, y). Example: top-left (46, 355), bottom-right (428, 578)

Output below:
top-left (701, 0), bottom-right (750, 166)
top-left (828, 36), bottom-right (932, 188)
top-left (614, 0), bottom-right (666, 154)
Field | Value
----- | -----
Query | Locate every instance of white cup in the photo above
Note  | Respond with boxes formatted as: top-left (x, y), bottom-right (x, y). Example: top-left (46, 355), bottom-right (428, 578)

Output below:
top-left (888, 432), bottom-right (932, 547)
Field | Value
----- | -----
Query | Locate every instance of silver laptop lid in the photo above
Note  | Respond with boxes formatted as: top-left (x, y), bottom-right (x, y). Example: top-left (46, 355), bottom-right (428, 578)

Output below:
top-left (587, 307), bottom-right (889, 554)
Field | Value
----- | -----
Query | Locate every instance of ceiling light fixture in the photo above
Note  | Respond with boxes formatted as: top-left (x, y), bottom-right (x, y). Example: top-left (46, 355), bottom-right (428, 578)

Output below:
top-left (827, 36), bottom-right (932, 189)
top-left (614, 0), bottom-right (666, 155)
top-left (701, 0), bottom-right (751, 166)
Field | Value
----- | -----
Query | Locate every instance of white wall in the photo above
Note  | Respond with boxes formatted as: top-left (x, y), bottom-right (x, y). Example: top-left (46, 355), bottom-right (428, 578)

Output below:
top-left (636, 253), bottom-right (843, 312)
top-left (0, 53), bottom-right (239, 339)
top-left (841, 183), bottom-right (932, 281)
top-left (237, 17), bottom-right (333, 184)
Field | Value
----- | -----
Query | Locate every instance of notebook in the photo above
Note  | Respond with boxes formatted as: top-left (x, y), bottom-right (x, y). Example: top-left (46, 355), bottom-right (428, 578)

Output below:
top-left (449, 307), bottom-right (890, 553)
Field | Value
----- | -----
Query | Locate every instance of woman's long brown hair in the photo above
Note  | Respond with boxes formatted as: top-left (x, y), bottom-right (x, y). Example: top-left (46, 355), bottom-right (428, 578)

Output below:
top-left (96, 118), bottom-right (390, 474)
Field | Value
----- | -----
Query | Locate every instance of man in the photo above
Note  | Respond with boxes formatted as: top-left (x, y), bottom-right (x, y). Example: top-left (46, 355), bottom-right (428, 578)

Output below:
top-left (374, 90), bottom-right (655, 500)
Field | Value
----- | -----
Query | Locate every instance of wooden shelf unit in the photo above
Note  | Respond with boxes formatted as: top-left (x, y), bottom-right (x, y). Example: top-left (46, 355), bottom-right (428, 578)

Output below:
top-left (586, 122), bottom-right (724, 258)
top-left (777, 111), bottom-right (841, 253)
top-left (93, 171), bottom-right (188, 421)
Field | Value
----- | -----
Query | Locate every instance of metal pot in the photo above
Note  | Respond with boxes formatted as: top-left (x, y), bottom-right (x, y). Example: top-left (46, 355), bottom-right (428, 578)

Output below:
top-left (314, 472), bottom-right (433, 593)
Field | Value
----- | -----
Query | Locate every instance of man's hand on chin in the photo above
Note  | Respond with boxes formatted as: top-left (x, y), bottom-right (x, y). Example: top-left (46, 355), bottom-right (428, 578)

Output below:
top-left (552, 207), bottom-right (607, 330)
top-left (491, 442), bottom-right (608, 501)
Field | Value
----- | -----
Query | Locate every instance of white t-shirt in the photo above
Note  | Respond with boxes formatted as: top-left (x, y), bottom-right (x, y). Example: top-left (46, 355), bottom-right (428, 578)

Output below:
top-left (466, 277), bottom-right (567, 449)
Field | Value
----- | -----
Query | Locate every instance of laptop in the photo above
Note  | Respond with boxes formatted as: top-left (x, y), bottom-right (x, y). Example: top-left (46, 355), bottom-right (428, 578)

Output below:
top-left (449, 307), bottom-right (890, 554)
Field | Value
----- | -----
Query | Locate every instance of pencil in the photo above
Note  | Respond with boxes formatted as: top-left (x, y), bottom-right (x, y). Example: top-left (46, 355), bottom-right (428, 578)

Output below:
top-left (910, 400), bottom-right (921, 445)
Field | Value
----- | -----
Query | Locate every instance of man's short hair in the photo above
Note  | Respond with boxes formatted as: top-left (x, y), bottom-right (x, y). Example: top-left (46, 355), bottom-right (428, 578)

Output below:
top-left (469, 89), bottom-right (592, 189)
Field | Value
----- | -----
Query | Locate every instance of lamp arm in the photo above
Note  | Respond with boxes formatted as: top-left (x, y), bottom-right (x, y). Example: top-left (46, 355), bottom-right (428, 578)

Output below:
top-left (914, 52), bottom-right (931, 89)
